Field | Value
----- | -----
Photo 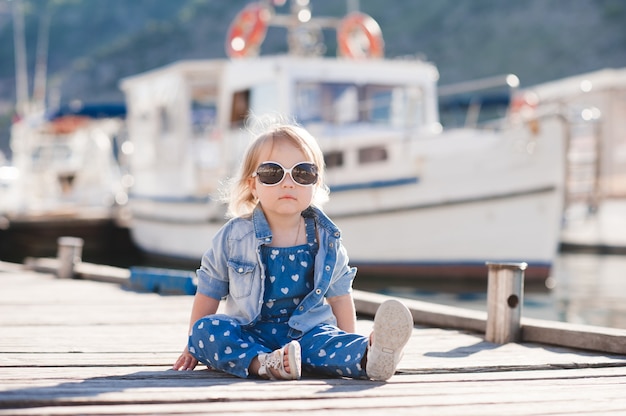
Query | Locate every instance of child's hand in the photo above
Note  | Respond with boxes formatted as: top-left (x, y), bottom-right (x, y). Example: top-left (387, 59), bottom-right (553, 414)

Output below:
top-left (172, 347), bottom-right (198, 371)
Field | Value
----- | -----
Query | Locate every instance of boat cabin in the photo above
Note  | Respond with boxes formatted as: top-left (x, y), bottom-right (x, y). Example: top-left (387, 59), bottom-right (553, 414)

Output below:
top-left (120, 56), bottom-right (441, 200)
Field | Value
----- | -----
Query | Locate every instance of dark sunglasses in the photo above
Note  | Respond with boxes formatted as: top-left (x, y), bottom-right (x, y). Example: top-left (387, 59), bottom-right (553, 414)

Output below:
top-left (253, 161), bottom-right (319, 186)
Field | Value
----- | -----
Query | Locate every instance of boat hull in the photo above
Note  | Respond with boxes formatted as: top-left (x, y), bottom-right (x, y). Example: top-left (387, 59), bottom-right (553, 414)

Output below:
top-left (129, 183), bottom-right (560, 282)
top-left (332, 187), bottom-right (559, 281)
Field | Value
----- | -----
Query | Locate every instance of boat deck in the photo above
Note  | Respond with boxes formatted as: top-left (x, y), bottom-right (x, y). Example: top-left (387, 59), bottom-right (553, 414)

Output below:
top-left (1, 261), bottom-right (626, 415)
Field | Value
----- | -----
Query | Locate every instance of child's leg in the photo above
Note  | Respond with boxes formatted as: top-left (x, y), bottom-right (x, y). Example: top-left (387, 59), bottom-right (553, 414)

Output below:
top-left (188, 314), bottom-right (270, 378)
top-left (299, 323), bottom-right (369, 379)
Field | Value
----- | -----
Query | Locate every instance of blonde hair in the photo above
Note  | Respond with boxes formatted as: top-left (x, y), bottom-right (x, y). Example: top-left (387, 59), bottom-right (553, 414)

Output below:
top-left (224, 122), bottom-right (329, 218)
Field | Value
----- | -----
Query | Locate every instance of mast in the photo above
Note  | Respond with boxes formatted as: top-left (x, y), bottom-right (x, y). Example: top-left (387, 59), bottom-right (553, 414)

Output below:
top-left (346, 0), bottom-right (360, 13)
top-left (12, 0), bottom-right (29, 117)
top-left (32, 9), bottom-right (51, 112)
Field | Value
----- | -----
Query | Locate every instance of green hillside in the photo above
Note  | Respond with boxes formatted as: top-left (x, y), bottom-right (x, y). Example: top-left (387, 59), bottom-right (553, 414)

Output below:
top-left (1, 0), bottom-right (625, 156)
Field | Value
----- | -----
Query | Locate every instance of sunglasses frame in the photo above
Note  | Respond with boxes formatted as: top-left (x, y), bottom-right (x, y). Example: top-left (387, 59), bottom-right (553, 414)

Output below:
top-left (252, 161), bottom-right (319, 186)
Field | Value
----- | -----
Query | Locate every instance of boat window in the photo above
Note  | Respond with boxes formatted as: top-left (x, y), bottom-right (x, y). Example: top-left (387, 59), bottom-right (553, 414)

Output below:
top-left (295, 83), bottom-right (322, 122)
top-left (31, 144), bottom-right (72, 169)
top-left (330, 84), bottom-right (359, 124)
top-left (191, 86), bottom-right (218, 137)
top-left (295, 82), bottom-right (358, 124)
top-left (358, 146), bottom-right (388, 164)
top-left (191, 100), bottom-right (217, 136)
top-left (363, 85), bottom-right (391, 123)
top-left (324, 151), bottom-right (344, 168)
top-left (228, 84), bottom-right (278, 129)
top-left (364, 85), bottom-right (403, 126)
top-left (438, 92), bottom-right (510, 128)
top-left (295, 82), bottom-right (425, 128)
top-left (230, 90), bottom-right (250, 127)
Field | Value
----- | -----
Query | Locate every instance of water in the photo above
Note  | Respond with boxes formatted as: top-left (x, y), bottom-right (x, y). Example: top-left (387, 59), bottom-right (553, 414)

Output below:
top-left (360, 252), bottom-right (626, 330)
top-left (550, 252), bottom-right (626, 329)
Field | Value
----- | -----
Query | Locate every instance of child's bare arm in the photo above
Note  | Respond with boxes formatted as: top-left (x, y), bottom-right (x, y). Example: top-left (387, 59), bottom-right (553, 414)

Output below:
top-left (327, 293), bottom-right (357, 333)
top-left (172, 293), bottom-right (220, 370)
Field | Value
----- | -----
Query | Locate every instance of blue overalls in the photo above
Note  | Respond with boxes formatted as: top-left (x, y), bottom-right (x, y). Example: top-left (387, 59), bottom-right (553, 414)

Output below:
top-left (188, 216), bottom-right (369, 379)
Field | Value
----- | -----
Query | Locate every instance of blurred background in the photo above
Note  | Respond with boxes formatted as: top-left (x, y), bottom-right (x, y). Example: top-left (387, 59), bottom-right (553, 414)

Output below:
top-left (1, 0), bottom-right (626, 156)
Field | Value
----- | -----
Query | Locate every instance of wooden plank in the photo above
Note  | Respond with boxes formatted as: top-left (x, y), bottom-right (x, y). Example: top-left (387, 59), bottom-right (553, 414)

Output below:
top-left (354, 289), bottom-right (626, 355)
top-left (1, 370), bottom-right (626, 415)
top-left (3, 404), bottom-right (626, 416)
top-left (0, 324), bottom-right (188, 353)
top-left (0, 261), bottom-right (23, 273)
top-left (2, 320), bottom-right (625, 368)
top-left (0, 304), bottom-right (190, 326)
top-left (522, 317), bottom-right (626, 355)
top-left (2, 364), bottom-right (626, 386)
top-left (353, 289), bottom-right (487, 332)
top-left (2, 265), bottom-right (626, 415)
top-left (0, 353), bottom-right (177, 368)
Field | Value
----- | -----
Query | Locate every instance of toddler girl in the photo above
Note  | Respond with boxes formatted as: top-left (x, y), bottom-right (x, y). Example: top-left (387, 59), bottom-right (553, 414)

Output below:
top-left (172, 122), bottom-right (413, 380)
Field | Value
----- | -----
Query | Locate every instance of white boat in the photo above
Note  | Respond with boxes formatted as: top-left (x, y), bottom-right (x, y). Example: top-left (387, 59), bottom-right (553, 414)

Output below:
top-left (6, 104), bottom-right (129, 216)
top-left (120, 2), bottom-right (567, 281)
top-left (0, 152), bottom-right (18, 212)
top-left (521, 68), bottom-right (626, 252)
top-left (0, 104), bottom-right (132, 260)
top-left (1, 0), bottom-right (134, 262)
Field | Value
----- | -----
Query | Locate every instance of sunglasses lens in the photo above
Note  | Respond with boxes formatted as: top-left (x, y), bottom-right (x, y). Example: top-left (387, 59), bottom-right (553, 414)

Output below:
top-left (255, 162), bottom-right (319, 186)
top-left (256, 163), bottom-right (285, 185)
top-left (292, 163), bottom-right (318, 185)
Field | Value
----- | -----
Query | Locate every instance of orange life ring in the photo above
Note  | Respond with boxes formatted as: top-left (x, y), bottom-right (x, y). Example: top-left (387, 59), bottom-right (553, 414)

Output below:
top-left (337, 12), bottom-right (384, 59)
top-left (225, 3), bottom-right (270, 59)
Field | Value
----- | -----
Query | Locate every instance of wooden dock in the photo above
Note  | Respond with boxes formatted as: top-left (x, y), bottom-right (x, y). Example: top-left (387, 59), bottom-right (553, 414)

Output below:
top-left (2, 260), bottom-right (626, 415)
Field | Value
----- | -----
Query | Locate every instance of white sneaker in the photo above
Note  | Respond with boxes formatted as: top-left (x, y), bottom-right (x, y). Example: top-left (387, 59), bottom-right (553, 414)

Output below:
top-left (366, 299), bottom-right (413, 381)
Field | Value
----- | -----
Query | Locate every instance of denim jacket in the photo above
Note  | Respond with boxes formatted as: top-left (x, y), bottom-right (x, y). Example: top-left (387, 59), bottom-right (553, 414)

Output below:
top-left (196, 205), bottom-right (357, 335)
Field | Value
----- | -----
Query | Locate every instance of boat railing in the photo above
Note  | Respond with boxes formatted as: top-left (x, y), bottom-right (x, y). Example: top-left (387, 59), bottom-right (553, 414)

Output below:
top-left (504, 98), bottom-right (605, 220)
top-left (438, 74), bottom-right (520, 130)
top-left (227, 1), bottom-right (385, 59)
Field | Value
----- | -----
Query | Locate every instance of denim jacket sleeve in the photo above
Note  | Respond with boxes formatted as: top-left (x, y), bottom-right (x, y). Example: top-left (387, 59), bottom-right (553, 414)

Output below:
top-left (196, 217), bottom-right (264, 324)
top-left (196, 223), bottom-right (232, 301)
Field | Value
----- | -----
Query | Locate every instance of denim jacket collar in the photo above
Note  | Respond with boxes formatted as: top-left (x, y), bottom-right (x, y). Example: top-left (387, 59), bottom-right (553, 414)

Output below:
top-left (251, 205), bottom-right (341, 245)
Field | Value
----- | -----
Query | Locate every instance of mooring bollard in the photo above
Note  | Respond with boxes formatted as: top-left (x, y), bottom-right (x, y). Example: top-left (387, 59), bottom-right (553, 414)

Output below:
top-left (57, 236), bottom-right (84, 279)
top-left (485, 261), bottom-right (527, 344)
